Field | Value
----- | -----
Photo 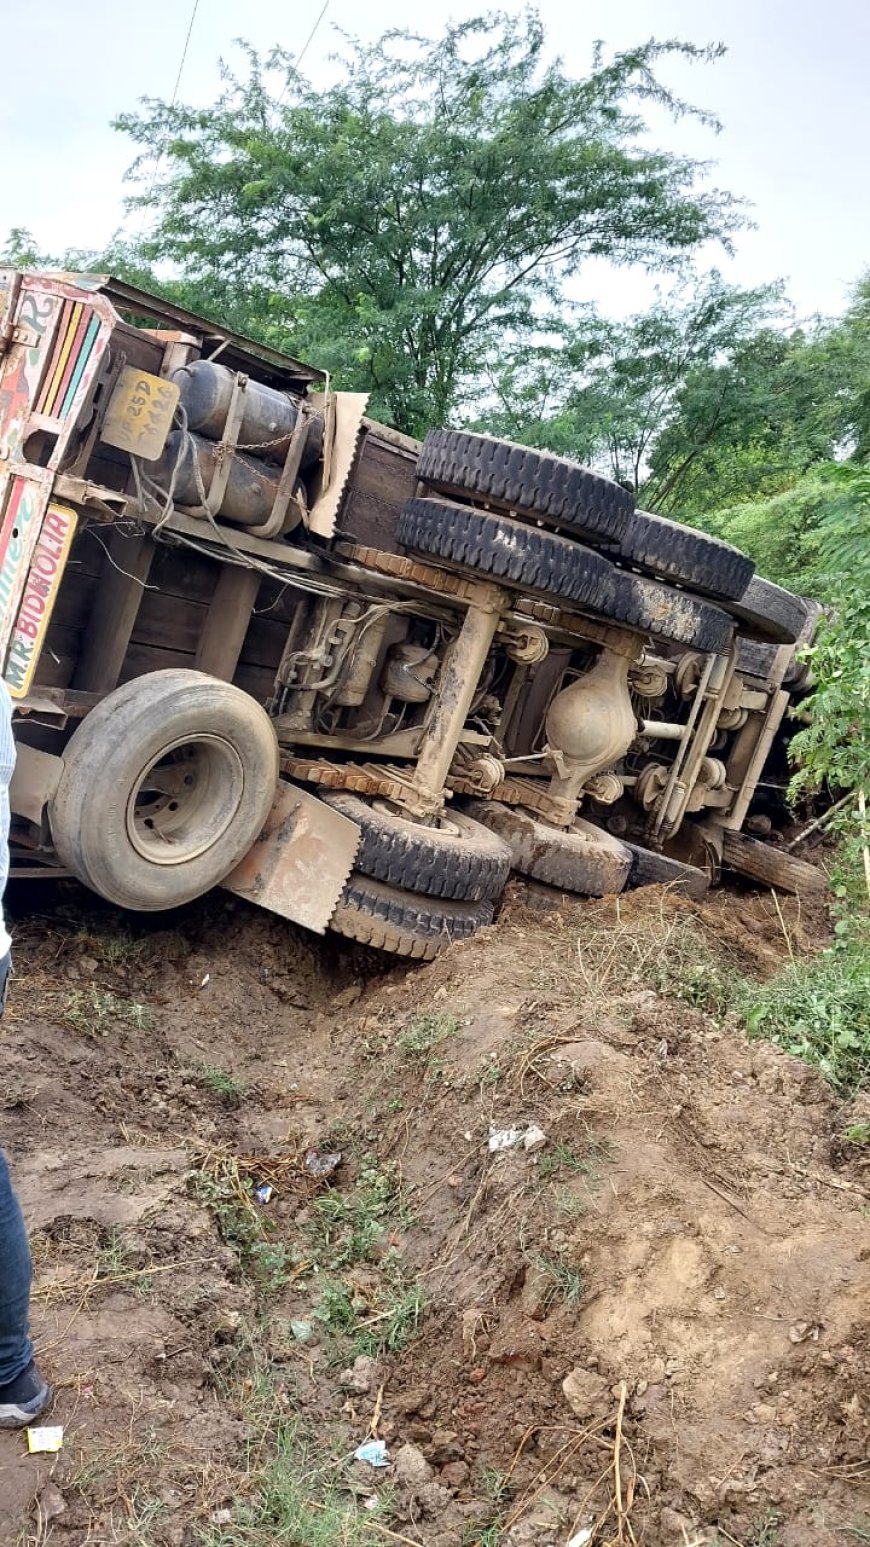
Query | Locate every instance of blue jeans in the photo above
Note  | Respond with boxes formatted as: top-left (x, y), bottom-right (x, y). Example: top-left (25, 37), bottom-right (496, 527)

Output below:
top-left (0, 951), bottom-right (33, 1384)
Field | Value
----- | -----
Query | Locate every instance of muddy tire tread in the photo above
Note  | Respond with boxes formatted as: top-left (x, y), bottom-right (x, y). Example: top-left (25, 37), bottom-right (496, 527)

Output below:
top-left (396, 497), bottom-right (619, 607)
top-left (417, 428), bottom-right (633, 542)
top-left (613, 571), bottom-right (734, 651)
top-left (466, 803), bottom-right (632, 896)
top-left (616, 509), bottom-right (754, 601)
top-left (319, 792), bottom-right (511, 902)
top-left (329, 875), bottom-right (494, 958)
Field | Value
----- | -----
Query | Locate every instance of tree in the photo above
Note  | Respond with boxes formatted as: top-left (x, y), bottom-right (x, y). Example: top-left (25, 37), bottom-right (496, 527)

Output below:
top-left (477, 272), bottom-right (782, 495)
top-left (646, 321), bottom-right (866, 512)
top-left (116, 12), bottom-right (741, 434)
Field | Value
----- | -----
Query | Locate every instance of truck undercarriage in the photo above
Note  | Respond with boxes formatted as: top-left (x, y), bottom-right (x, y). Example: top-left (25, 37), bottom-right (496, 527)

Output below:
top-left (0, 270), bottom-right (826, 955)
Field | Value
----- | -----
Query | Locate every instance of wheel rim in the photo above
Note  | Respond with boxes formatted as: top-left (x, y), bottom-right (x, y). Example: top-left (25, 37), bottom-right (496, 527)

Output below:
top-left (126, 735), bottom-right (245, 866)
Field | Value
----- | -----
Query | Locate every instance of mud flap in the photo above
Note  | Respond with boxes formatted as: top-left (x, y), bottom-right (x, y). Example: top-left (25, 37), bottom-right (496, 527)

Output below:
top-left (222, 782), bottom-right (360, 933)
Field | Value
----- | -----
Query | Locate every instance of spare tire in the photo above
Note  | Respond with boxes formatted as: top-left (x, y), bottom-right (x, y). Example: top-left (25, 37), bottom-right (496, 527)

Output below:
top-left (615, 509), bottom-right (754, 602)
top-left (329, 875), bottom-right (494, 958)
top-left (465, 803), bottom-right (632, 896)
top-left (723, 577), bottom-right (809, 644)
top-left (416, 428), bottom-right (633, 543)
top-left (396, 497), bottom-right (619, 609)
top-left (49, 670), bottom-right (279, 911)
top-left (318, 792), bottom-right (511, 902)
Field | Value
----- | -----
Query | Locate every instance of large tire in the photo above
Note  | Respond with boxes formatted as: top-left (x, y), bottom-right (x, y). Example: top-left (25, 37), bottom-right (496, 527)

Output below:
top-left (623, 842), bottom-right (709, 900)
top-left (396, 497), bottom-right (619, 609)
top-left (417, 428), bottom-right (633, 543)
top-left (721, 829), bottom-right (826, 895)
top-left (615, 510), bottom-right (754, 602)
top-left (723, 577), bottom-right (809, 644)
top-left (49, 670), bottom-right (279, 911)
top-left (465, 803), bottom-right (632, 896)
top-left (329, 875), bottom-right (494, 958)
top-left (318, 791), bottom-right (511, 902)
top-left (613, 571), bottom-right (734, 652)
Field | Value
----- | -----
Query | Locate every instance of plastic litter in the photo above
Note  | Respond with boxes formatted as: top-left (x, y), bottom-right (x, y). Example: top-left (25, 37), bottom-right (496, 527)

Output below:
top-left (488, 1123), bottom-right (547, 1153)
top-left (566, 1529), bottom-right (594, 1547)
top-left (26, 1426), bottom-right (64, 1454)
top-left (488, 1126), bottom-right (524, 1152)
top-left (353, 1439), bottom-right (390, 1468)
top-left (211, 1508), bottom-right (233, 1525)
top-left (254, 1183), bottom-right (273, 1205)
top-left (291, 1319), bottom-right (314, 1343)
top-left (305, 1149), bottom-right (342, 1178)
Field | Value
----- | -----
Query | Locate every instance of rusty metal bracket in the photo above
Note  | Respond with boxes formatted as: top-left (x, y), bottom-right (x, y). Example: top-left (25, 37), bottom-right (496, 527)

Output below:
top-left (281, 755), bottom-right (449, 820)
top-left (335, 543), bottom-right (509, 614)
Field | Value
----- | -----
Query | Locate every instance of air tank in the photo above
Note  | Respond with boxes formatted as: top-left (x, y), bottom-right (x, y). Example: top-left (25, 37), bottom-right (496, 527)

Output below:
top-left (172, 360), bottom-right (323, 468)
top-left (149, 429), bottom-right (301, 529)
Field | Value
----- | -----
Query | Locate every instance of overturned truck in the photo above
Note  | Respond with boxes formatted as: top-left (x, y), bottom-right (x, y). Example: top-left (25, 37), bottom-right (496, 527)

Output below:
top-left (0, 269), bottom-right (825, 956)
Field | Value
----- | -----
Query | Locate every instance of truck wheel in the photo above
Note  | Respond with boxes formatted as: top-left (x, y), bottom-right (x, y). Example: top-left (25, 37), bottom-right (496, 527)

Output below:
top-left (396, 498), bottom-right (619, 608)
top-left (465, 803), bottom-right (632, 895)
top-left (416, 428), bottom-right (634, 543)
top-left (613, 571), bottom-right (734, 652)
top-left (329, 875), bottom-right (494, 958)
top-left (623, 842), bottom-right (709, 899)
top-left (615, 510), bottom-right (755, 602)
top-left (49, 670), bottom-right (279, 911)
top-left (723, 576), bottom-right (809, 644)
top-left (319, 792), bottom-right (511, 901)
top-left (397, 497), bottom-right (731, 650)
top-left (721, 829), bottom-right (826, 895)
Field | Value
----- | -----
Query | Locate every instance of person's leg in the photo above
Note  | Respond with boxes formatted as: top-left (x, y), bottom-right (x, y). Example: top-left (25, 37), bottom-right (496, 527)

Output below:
top-left (0, 1150), bottom-right (33, 1385)
top-left (0, 950), bottom-right (52, 1426)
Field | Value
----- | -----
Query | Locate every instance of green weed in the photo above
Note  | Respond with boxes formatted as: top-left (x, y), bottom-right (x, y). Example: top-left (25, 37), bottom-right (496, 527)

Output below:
top-left (741, 1512), bottom-right (782, 1547)
top-left (551, 1186), bottom-right (589, 1220)
top-left (314, 1270), bottom-right (426, 1359)
top-left (189, 1165), bottom-right (290, 1293)
top-left (741, 940), bottom-right (870, 1091)
top-left (61, 986), bottom-right (154, 1038)
top-left (396, 1009), bottom-right (461, 1061)
top-left (194, 1419), bottom-right (393, 1545)
top-left (843, 1122), bottom-right (870, 1146)
top-left (654, 947), bottom-right (735, 1016)
top-left (532, 1253), bottom-right (585, 1309)
top-left (193, 1065), bottom-right (248, 1105)
top-left (310, 1164), bottom-right (410, 1268)
top-left (537, 1131), bottom-right (613, 1182)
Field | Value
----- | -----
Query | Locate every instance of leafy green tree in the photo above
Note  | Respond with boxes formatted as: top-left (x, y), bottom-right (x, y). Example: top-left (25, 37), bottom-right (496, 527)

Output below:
top-left (647, 321), bottom-right (865, 512)
top-left (116, 13), bottom-right (741, 434)
top-left (478, 272), bottom-right (782, 494)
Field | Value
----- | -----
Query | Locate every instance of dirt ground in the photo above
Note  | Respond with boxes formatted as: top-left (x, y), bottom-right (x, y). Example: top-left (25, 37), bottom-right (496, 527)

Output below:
top-left (0, 873), bottom-right (868, 1547)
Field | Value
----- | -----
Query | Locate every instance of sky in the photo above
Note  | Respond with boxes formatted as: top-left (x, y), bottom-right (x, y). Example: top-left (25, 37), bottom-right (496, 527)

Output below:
top-left (2, 0), bottom-right (868, 321)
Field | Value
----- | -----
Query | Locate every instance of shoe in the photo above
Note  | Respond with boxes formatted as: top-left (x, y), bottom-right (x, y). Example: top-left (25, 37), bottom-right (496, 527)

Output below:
top-left (0, 1360), bottom-right (53, 1428)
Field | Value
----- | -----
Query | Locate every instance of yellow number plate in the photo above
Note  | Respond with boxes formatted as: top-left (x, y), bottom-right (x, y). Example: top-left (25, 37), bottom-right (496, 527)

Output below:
top-left (100, 365), bottom-right (179, 462)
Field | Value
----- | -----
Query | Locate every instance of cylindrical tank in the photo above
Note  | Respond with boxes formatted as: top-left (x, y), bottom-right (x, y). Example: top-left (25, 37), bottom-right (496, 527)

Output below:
top-left (150, 430), bottom-right (302, 530)
top-left (172, 360), bottom-right (323, 468)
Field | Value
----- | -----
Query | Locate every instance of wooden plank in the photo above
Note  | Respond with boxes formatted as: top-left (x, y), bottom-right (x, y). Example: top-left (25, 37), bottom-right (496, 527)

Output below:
top-left (73, 528), bottom-right (155, 693)
top-left (196, 566), bottom-right (262, 680)
top-left (117, 640), bottom-right (195, 684)
top-left (133, 589), bottom-right (207, 654)
top-left (335, 434), bottom-right (420, 553)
